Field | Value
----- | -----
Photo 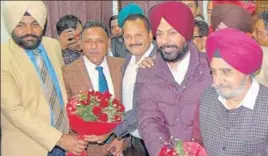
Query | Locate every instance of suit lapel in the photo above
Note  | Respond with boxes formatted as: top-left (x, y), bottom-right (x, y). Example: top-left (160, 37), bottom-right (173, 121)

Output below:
top-left (76, 57), bottom-right (93, 91)
top-left (107, 57), bottom-right (122, 101)
top-left (9, 39), bottom-right (42, 88)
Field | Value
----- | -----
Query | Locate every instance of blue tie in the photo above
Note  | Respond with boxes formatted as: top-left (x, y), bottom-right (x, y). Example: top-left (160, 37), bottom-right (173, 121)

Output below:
top-left (95, 66), bottom-right (109, 93)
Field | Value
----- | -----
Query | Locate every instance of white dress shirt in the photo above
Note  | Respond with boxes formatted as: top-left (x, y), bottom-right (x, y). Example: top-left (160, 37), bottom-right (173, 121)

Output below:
top-left (218, 78), bottom-right (260, 110)
top-left (83, 56), bottom-right (115, 97)
top-left (122, 43), bottom-right (154, 138)
top-left (168, 52), bottom-right (191, 85)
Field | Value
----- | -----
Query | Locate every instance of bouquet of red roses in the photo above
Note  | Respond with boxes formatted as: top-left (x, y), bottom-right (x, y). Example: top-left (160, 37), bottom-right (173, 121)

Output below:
top-left (66, 90), bottom-right (125, 156)
top-left (158, 136), bottom-right (207, 156)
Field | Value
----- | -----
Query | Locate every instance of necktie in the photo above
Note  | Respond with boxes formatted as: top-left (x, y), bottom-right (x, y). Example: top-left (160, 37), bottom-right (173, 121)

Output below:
top-left (95, 66), bottom-right (109, 93)
top-left (33, 49), bottom-right (68, 133)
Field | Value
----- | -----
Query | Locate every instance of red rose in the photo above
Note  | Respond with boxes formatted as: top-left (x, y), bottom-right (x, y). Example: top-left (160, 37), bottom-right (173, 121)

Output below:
top-left (94, 91), bottom-right (103, 99)
top-left (112, 99), bottom-right (120, 105)
top-left (113, 114), bottom-right (122, 121)
top-left (92, 106), bottom-right (102, 116)
top-left (118, 104), bottom-right (125, 112)
top-left (98, 113), bottom-right (108, 122)
top-left (100, 98), bottom-right (109, 108)
top-left (80, 98), bottom-right (89, 105)
top-left (103, 91), bottom-right (112, 99)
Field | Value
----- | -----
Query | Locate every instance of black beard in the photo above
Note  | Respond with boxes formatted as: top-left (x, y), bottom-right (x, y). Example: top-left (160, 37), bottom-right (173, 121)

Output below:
top-left (159, 43), bottom-right (189, 62)
top-left (11, 32), bottom-right (42, 50)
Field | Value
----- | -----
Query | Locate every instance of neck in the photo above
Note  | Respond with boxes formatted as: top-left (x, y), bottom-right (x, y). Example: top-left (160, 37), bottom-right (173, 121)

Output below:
top-left (168, 61), bottom-right (180, 71)
top-left (135, 55), bottom-right (142, 63)
top-left (226, 78), bottom-right (252, 109)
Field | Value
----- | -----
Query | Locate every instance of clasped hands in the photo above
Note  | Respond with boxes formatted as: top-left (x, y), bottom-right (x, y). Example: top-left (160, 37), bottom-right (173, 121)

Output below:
top-left (57, 132), bottom-right (124, 156)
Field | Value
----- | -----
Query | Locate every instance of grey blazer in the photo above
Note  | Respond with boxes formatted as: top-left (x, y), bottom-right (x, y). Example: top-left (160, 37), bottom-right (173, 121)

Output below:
top-left (113, 43), bottom-right (158, 137)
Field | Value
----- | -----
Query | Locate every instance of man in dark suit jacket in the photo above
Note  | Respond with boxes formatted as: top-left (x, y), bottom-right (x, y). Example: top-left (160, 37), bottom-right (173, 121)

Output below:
top-left (107, 12), bottom-right (157, 156)
top-left (62, 20), bottom-right (125, 156)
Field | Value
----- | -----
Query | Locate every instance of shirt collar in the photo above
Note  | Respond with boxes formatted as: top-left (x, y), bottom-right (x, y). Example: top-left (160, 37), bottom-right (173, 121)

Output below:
top-left (218, 78), bottom-right (260, 110)
top-left (129, 43), bottom-right (154, 66)
top-left (83, 55), bottom-right (108, 71)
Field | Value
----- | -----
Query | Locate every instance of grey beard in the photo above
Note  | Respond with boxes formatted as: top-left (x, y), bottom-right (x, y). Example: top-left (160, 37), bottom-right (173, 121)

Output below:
top-left (213, 77), bottom-right (248, 100)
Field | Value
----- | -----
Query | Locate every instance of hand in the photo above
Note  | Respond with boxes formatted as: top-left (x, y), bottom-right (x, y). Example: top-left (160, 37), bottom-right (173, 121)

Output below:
top-left (59, 28), bottom-right (77, 50)
top-left (57, 134), bottom-right (88, 155)
top-left (139, 55), bottom-right (156, 68)
top-left (107, 139), bottom-right (125, 156)
top-left (84, 132), bottom-right (112, 144)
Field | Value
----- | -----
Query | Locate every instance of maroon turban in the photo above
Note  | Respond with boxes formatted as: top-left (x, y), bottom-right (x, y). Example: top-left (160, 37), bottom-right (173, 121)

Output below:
top-left (149, 2), bottom-right (194, 41)
top-left (206, 28), bottom-right (263, 75)
top-left (211, 4), bottom-right (253, 33)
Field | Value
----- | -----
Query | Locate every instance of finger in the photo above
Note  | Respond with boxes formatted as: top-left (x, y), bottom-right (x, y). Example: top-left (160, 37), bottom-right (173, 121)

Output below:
top-left (67, 39), bottom-right (76, 45)
top-left (148, 59), bottom-right (155, 66)
top-left (78, 140), bottom-right (88, 146)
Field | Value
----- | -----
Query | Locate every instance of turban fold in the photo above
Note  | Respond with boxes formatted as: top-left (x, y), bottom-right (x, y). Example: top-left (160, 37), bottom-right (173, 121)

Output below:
top-left (149, 2), bottom-right (194, 41)
top-left (3, 1), bottom-right (47, 34)
top-left (206, 28), bottom-right (263, 75)
top-left (211, 4), bottom-right (253, 33)
top-left (118, 3), bottom-right (144, 28)
top-left (213, 0), bottom-right (256, 15)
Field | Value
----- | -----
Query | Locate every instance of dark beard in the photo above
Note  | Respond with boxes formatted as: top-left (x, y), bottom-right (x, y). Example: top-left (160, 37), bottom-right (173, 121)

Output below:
top-left (11, 32), bottom-right (42, 50)
top-left (159, 43), bottom-right (188, 62)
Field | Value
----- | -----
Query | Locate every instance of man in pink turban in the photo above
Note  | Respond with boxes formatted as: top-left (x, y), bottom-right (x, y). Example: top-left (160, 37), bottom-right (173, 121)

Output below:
top-left (135, 2), bottom-right (212, 156)
top-left (200, 28), bottom-right (268, 156)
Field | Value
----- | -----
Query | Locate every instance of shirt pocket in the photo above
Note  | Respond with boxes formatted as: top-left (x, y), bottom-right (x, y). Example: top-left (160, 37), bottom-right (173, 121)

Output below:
top-left (244, 136), bottom-right (267, 154)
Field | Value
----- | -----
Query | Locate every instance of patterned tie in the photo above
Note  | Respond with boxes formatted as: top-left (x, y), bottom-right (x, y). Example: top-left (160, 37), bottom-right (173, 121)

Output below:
top-left (33, 49), bottom-right (68, 133)
top-left (95, 66), bottom-right (109, 93)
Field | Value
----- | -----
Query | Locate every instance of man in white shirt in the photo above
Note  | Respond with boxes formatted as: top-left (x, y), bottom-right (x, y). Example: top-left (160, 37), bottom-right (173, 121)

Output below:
top-left (108, 14), bottom-right (157, 156)
top-left (62, 20), bottom-right (125, 156)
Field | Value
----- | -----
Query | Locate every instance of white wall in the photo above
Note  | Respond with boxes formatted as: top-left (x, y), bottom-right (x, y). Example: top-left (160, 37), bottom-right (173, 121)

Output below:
top-left (1, 1), bottom-right (10, 44)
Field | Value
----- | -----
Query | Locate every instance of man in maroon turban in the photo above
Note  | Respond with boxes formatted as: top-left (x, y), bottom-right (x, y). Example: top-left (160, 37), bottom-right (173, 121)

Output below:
top-left (211, 3), bottom-right (253, 33)
top-left (135, 2), bottom-right (212, 156)
top-left (200, 28), bottom-right (268, 156)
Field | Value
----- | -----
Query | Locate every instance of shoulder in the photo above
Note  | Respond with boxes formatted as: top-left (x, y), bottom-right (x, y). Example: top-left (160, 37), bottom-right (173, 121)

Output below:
top-left (136, 66), bottom-right (155, 84)
top-left (107, 56), bottom-right (125, 66)
top-left (42, 36), bottom-right (60, 45)
top-left (1, 40), bottom-right (12, 69)
top-left (63, 57), bottom-right (82, 73)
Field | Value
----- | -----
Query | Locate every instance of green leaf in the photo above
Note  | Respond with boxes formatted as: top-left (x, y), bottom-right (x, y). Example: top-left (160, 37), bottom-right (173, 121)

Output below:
top-left (175, 140), bottom-right (185, 156)
top-left (82, 114), bottom-right (96, 121)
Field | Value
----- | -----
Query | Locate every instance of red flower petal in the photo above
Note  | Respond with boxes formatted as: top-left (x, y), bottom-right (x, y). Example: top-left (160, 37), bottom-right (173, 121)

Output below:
top-left (99, 98), bottom-right (109, 108)
top-left (98, 113), bottom-right (108, 122)
top-left (92, 106), bottom-right (102, 116)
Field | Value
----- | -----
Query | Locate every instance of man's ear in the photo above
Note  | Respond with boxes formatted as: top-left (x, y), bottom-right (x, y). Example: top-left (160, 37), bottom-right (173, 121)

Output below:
top-left (149, 30), bottom-right (153, 41)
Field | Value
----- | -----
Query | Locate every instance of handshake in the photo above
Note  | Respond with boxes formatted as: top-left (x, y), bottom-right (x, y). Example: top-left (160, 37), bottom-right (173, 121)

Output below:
top-left (56, 132), bottom-right (124, 156)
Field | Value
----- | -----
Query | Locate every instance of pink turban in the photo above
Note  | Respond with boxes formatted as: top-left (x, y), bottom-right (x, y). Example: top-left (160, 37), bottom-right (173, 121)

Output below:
top-left (206, 28), bottom-right (263, 75)
top-left (149, 2), bottom-right (194, 41)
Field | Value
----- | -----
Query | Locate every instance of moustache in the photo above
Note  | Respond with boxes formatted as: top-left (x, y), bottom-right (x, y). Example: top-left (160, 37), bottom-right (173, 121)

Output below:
top-left (21, 34), bottom-right (39, 40)
top-left (213, 85), bottom-right (230, 90)
top-left (129, 43), bottom-right (142, 48)
top-left (159, 44), bottom-right (180, 51)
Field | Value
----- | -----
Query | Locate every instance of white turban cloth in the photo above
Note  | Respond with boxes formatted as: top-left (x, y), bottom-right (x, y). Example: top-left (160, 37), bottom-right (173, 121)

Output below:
top-left (2, 1), bottom-right (47, 34)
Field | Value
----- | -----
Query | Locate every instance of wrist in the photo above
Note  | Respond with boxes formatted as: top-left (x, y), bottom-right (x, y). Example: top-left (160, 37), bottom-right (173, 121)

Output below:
top-left (56, 134), bottom-right (64, 148)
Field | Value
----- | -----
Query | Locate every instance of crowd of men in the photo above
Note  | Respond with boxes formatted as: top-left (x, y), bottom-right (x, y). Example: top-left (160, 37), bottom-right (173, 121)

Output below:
top-left (1, 1), bottom-right (268, 156)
